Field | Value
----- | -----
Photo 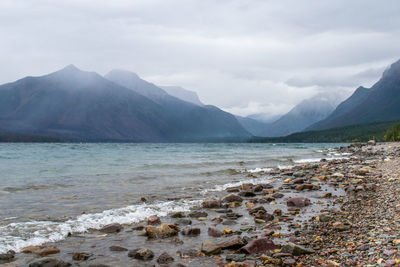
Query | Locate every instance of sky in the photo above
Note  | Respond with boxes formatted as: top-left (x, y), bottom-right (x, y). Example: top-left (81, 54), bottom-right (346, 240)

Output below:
top-left (1, 0), bottom-right (399, 117)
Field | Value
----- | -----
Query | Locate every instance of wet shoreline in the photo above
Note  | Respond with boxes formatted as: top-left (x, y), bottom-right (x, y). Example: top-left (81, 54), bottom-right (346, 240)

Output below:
top-left (2, 142), bottom-right (399, 266)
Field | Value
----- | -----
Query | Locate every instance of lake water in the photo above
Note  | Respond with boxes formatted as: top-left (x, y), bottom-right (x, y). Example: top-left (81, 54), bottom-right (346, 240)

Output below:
top-left (0, 143), bottom-right (347, 253)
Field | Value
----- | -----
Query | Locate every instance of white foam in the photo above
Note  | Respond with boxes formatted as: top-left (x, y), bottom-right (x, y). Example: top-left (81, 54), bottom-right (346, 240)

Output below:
top-left (294, 158), bottom-right (321, 163)
top-left (201, 177), bottom-right (272, 194)
top-left (247, 167), bottom-right (273, 173)
top-left (277, 165), bottom-right (294, 170)
top-left (0, 200), bottom-right (199, 254)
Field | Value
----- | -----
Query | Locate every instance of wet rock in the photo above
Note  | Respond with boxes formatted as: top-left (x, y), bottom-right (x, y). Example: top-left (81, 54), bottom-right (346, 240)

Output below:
top-left (29, 258), bottom-right (71, 267)
top-left (292, 178), bottom-right (305, 184)
top-left (273, 209), bottom-right (283, 216)
top-left (286, 197), bottom-right (311, 207)
top-left (147, 215), bottom-right (161, 225)
top-left (0, 251), bottom-right (14, 264)
top-left (145, 224), bottom-right (180, 238)
top-left (109, 245), bottom-right (128, 252)
top-left (252, 185), bottom-right (263, 192)
top-left (217, 235), bottom-right (247, 249)
top-left (188, 211), bottom-right (208, 218)
top-left (295, 184), bottom-right (314, 191)
top-left (332, 222), bottom-right (351, 231)
top-left (282, 257), bottom-right (296, 265)
top-left (272, 192), bottom-right (284, 198)
top-left (227, 187), bottom-right (240, 192)
top-left (171, 212), bottom-right (185, 218)
top-left (239, 238), bottom-right (277, 254)
top-left (201, 240), bottom-right (221, 255)
top-left (177, 248), bottom-right (203, 258)
top-left (22, 245), bottom-right (60, 257)
top-left (223, 194), bottom-right (244, 203)
top-left (281, 242), bottom-right (315, 256)
top-left (131, 225), bottom-right (145, 231)
top-left (157, 252), bottom-right (174, 264)
top-left (202, 199), bottom-right (221, 208)
top-left (99, 223), bottom-right (123, 233)
top-left (318, 214), bottom-right (331, 222)
top-left (208, 227), bottom-right (223, 237)
top-left (239, 191), bottom-right (256, 197)
top-left (72, 252), bottom-right (91, 261)
top-left (128, 248), bottom-right (154, 261)
top-left (175, 218), bottom-right (192, 226)
top-left (293, 171), bottom-right (306, 177)
top-left (225, 254), bottom-right (248, 262)
top-left (181, 226), bottom-right (201, 236)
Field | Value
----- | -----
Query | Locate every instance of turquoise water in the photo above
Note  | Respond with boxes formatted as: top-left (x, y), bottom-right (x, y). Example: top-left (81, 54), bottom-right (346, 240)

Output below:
top-left (0, 142), bottom-right (346, 253)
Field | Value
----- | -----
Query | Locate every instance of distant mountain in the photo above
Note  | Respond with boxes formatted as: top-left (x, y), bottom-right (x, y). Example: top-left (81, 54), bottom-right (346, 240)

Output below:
top-left (308, 59), bottom-right (400, 130)
top-left (160, 86), bottom-right (204, 106)
top-left (235, 116), bottom-right (271, 136)
top-left (105, 69), bottom-right (250, 140)
top-left (247, 113), bottom-right (281, 124)
top-left (257, 95), bottom-right (337, 137)
top-left (0, 65), bottom-right (250, 142)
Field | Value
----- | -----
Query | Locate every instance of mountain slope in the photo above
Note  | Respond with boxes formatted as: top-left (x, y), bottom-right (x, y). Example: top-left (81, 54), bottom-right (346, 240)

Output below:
top-left (160, 86), bottom-right (204, 106)
top-left (235, 116), bottom-right (272, 136)
top-left (0, 65), bottom-right (250, 141)
top-left (309, 59), bottom-right (400, 130)
top-left (105, 69), bottom-right (251, 139)
top-left (258, 96), bottom-right (336, 137)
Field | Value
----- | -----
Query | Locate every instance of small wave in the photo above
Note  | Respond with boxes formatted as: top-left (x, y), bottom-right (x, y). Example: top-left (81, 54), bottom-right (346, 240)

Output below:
top-left (246, 167), bottom-right (273, 173)
top-left (201, 177), bottom-right (272, 194)
top-left (294, 158), bottom-right (321, 164)
top-left (277, 165), bottom-right (294, 170)
top-left (0, 200), bottom-right (199, 254)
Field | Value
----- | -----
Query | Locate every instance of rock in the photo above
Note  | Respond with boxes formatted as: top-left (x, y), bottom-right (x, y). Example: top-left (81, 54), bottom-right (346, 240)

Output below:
top-left (188, 211), bottom-right (208, 218)
top-left (72, 252), bottom-right (91, 261)
top-left (128, 248), bottom-right (154, 261)
top-left (273, 209), bottom-right (283, 216)
top-left (318, 214), bottom-right (331, 222)
top-left (227, 186), bottom-right (240, 192)
top-left (171, 212), bottom-right (185, 218)
top-left (201, 240), bottom-right (221, 255)
top-left (223, 228), bottom-right (233, 235)
top-left (239, 191), bottom-right (256, 197)
top-left (99, 223), bottom-right (123, 233)
top-left (29, 258), bottom-right (71, 267)
top-left (223, 194), bottom-right (244, 203)
top-left (239, 238), bottom-right (277, 254)
top-left (281, 242), bottom-right (315, 256)
top-left (109, 245), bottom-right (128, 251)
top-left (332, 222), bottom-right (351, 231)
top-left (202, 199), bottom-right (221, 208)
top-left (248, 206), bottom-right (266, 215)
top-left (252, 185), bottom-right (263, 192)
top-left (282, 258), bottom-right (296, 265)
top-left (272, 193), bottom-right (284, 198)
top-left (292, 178), bottom-right (305, 184)
top-left (368, 140), bottom-right (376, 146)
top-left (177, 248), bottom-right (203, 258)
top-left (147, 215), bottom-right (161, 225)
top-left (157, 252), bottom-right (174, 264)
top-left (175, 218), bottom-right (192, 225)
top-left (87, 265), bottom-right (111, 267)
top-left (217, 235), bottom-right (247, 249)
top-left (131, 225), bottom-right (145, 231)
top-left (295, 184), bottom-right (314, 191)
top-left (145, 224), bottom-right (180, 238)
top-left (0, 252), bottom-right (14, 264)
top-left (245, 202), bottom-right (255, 208)
top-left (181, 226), bottom-right (201, 236)
top-left (293, 171), bottom-right (306, 177)
top-left (208, 227), bottom-right (222, 237)
top-left (286, 197), bottom-right (311, 207)
top-left (22, 245), bottom-right (60, 257)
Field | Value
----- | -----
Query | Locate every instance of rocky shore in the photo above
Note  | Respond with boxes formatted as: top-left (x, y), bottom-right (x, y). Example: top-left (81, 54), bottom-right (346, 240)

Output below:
top-left (1, 142), bottom-right (400, 267)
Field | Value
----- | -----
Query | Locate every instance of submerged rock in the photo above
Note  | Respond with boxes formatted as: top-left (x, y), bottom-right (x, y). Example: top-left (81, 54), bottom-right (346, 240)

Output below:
top-left (208, 227), bottom-right (223, 237)
top-left (202, 199), bottom-right (221, 208)
top-left (72, 252), bottom-right (91, 261)
top-left (147, 215), bottom-right (161, 225)
top-left (201, 240), bottom-right (221, 255)
top-left (222, 194), bottom-right (243, 203)
top-left (181, 226), bottom-right (201, 236)
top-left (99, 223), bottom-right (123, 233)
top-left (109, 245), bottom-right (128, 252)
top-left (157, 252), bottom-right (174, 264)
top-left (128, 248), bottom-right (154, 261)
top-left (22, 245), bottom-right (60, 257)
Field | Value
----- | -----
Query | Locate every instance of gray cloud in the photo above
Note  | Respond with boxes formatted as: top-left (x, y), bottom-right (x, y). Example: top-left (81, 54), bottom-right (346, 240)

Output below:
top-left (0, 0), bottom-right (399, 116)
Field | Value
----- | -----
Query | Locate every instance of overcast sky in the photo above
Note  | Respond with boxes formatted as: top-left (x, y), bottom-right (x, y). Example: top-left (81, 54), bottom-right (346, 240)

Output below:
top-left (1, 0), bottom-right (399, 117)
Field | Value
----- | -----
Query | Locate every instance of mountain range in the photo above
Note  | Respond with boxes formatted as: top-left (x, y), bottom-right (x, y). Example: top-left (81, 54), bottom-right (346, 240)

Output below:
top-left (0, 65), bottom-right (250, 142)
top-left (308, 59), bottom-right (400, 131)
